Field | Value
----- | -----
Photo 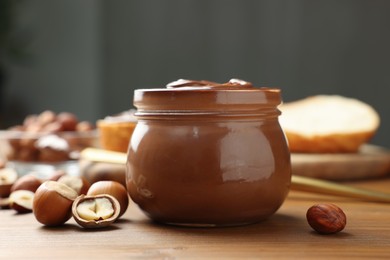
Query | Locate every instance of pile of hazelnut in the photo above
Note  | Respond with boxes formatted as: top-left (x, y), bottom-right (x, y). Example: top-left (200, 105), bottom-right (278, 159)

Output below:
top-left (0, 166), bottom-right (129, 229)
top-left (5, 110), bottom-right (96, 162)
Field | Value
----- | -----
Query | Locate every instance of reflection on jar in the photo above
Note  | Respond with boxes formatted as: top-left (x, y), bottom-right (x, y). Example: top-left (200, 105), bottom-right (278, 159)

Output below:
top-left (135, 174), bottom-right (153, 199)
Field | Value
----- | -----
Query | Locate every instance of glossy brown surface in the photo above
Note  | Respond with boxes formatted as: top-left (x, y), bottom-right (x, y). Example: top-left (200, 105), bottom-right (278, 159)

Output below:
top-left (126, 79), bottom-right (291, 226)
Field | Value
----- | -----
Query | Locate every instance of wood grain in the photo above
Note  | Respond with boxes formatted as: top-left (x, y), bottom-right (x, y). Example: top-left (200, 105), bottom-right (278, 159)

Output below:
top-left (292, 144), bottom-right (390, 181)
top-left (1, 178), bottom-right (390, 259)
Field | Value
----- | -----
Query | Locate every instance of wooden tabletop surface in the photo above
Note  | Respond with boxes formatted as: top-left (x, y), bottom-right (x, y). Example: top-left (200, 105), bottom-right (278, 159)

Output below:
top-left (1, 177), bottom-right (390, 259)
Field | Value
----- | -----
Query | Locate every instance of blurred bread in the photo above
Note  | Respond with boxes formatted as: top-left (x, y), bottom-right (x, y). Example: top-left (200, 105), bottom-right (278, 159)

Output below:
top-left (97, 110), bottom-right (136, 153)
top-left (279, 95), bottom-right (380, 153)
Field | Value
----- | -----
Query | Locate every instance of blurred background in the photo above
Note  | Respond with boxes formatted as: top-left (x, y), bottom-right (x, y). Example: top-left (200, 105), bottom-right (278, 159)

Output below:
top-left (0, 0), bottom-right (389, 147)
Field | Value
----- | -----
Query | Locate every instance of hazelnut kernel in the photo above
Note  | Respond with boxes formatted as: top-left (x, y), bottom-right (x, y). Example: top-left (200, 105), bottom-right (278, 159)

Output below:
top-left (9, 190), bottom-right (34, 213)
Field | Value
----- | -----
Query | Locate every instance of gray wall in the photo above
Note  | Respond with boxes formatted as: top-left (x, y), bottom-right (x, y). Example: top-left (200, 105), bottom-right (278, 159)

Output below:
top-left (3, 0), bottom-right (390, 147)
top-left (3, 0), bottom-right (102, 124)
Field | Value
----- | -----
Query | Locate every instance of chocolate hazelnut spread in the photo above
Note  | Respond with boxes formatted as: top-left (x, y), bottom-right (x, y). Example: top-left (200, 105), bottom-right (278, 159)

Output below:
top-left (126, 79), bottom-right (291, 226)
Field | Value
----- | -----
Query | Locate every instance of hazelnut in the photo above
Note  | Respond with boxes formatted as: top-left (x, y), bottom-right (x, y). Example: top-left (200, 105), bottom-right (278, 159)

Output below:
top-left (37, 110), bottom-right (57, 127)
top-left (57, 175), bottom-right (90, 195)
top-left (87, 181), bottom-right (129, 218)
top-left (57, 112), bottom-right (78, 131)
top-left (76, 121), bottom-right (94, 132)
top-left (33, 181), bottom-right (78, 226)
top-left (38, 147), bottom-right (70, 162)
top-left (25, 122), bottom-right (42, 133)
top-left (15, 146), bottom-right (38, 162)
top-left (72, 194), bottom-right (120, 229)
top-left (42, 121), bottom-right (64, 133)
top-left (80, 160), bottom-right (126, 187)
top-left (23, 114), bottom-right (38, 128)
top-left (0, 160), bottom-right (6, 169)
top-left (9, 190), bottom-right (35, 213)
top-left (0, 168), bottom-right (18, 198)
top-left (35, 135), bottom-right (70, 162)
top-left (306, 203), bottom-right (347, 234)
top-left (0, 197), bottom-right (10, 209)
top-left (10, 173), bottom-right (42, 193)
top-left (48, 170), bottom-right (67, 181)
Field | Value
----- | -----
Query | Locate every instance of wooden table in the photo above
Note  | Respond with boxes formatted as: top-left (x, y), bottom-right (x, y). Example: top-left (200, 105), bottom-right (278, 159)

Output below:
top-left (1, 177), bottom-right (390, 259)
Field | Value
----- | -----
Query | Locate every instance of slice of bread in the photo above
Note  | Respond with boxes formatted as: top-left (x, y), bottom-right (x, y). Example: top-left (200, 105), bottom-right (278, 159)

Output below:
top-left (279, 95), bottom-right (380, 153)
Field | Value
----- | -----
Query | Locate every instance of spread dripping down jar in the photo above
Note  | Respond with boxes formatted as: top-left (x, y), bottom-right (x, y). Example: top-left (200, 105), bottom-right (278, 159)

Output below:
top-left (126, 79), bottom-right (291, 226)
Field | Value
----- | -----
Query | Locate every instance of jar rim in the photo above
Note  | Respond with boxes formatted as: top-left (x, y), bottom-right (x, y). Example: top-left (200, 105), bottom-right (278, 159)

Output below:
top-left (133, 79), bottom-right (282, 112)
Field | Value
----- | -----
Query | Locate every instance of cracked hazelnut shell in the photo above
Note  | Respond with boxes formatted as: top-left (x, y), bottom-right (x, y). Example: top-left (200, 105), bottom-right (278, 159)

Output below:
top-left (0, 168), bottom-right (18, 198)
top-left (72, 194), bottom-right (120, 229)
top-left (0, 197), bottom-right (10, 209)
top-left (9, 190), bottom-right (35, 213)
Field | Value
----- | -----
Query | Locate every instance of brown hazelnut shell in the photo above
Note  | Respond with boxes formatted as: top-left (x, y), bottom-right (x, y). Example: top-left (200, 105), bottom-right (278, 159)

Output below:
top-left (0, 168), bottom-right (18, 198)
top-left (47, 170), bottom-right (67, 181)
top-left (33, 181), bottom-right (78, 226)
top-left (79, 160), bottom-right (126, 187)
top-left (87, 181), bottom-right (129, 218)
top-left (0, 197), bottom-right (10, 209)
top-left (0, 183), bottom-right (13, 198)
top-left (57, 175), bottom-right (90, 195)
top-left (9, 190), bottom-right (34, 213)
top-left (11, 174), bottom-right (42, 193)
top-left (72, 194), bottom-right (120, 229)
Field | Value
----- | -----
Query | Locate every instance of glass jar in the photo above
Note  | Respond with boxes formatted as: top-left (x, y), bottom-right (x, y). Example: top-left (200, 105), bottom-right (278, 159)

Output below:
top-left (126, 79), bottom-right (291, 226)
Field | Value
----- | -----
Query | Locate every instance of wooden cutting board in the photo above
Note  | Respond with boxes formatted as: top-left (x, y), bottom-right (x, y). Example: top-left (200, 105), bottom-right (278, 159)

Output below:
top-left (291, 144), bottom-right (390, 181)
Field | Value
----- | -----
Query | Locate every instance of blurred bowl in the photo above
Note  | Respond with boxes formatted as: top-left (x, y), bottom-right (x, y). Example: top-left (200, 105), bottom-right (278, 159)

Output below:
top-left (0, 130), bottom-right (98, 177)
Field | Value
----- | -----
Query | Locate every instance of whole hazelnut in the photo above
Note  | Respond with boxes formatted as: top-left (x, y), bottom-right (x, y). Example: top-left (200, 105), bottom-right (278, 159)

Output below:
top-left (42, 121), bottom-right (64, 133)
top-left (48, 170), bottom-right (67, 181)
top-left (17, 147), bottom-right (39, 162)
top-left (87, 181), bottom-right (129, 218)
top-left (57, 112), bottom-right (78, 131)
top-left (37, 110), bottom-right (56, 127)
top-left (306, 203), bottom-right (347, 234)
top-left (57, 175), bottom-right (90, 195)
top-left (76, 121), bottom-right (94, 132)
top-left (35, 135), bottom-right (70, 162)
top-left (23, 114), bottom-right (38, 128)
top-left (33, 181), bottom-right (78, 226)
top-left (11, 173), bottom-right (42, 193)
top-left (80, 161), bottom-right (126, 187)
